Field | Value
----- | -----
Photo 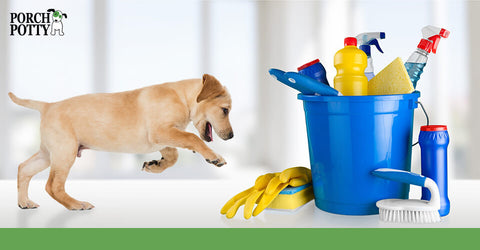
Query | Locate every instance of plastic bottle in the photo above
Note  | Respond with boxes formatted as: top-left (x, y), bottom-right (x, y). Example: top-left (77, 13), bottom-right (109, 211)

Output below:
top-left (333, 37), bottom-right (368, 96)
top-left (405, 26), bottom-right (449, 88)
top-left (404, 39), bottom-right (431, 88)
top-left (356, 32), bottom-right (386, 80)
top-left (297, 59), bottom-right (330, 86)
top-left (419, 125), bottom-right (450, 217)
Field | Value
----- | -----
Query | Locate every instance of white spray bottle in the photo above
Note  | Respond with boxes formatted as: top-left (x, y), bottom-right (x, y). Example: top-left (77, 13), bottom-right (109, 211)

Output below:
top-left (356, 32), bottom-right (386, 80)
top-left (405, 25), bottom-right (450, 88)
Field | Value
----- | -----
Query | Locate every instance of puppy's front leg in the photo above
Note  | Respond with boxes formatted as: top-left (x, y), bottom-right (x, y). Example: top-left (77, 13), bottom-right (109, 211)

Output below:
top-left (152, 128), bottom-right (226, 167)
top-left (142, 147), bottom-right (178, 173)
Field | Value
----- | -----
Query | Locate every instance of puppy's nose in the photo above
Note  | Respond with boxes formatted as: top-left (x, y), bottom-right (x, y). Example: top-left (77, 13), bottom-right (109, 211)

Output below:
top-left (227, 131), bottom-right (234, 139)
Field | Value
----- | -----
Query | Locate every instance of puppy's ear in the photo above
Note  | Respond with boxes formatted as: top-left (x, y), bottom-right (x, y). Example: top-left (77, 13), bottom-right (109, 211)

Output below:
top-left (197, 74), bottom-right (225, 103)
top-left (47, 9), bottom-right (55, 13)
top-left (62, 13), bottom-right (67, 18)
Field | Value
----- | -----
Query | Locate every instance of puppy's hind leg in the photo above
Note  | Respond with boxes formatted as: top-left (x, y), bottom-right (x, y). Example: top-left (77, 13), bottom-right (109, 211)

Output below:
top-left (17, 149), bottom-right (50, 209)
top-left (142, 147), bottom-right (178, 174)
top-left (45, 142), bottom-right (94, 210)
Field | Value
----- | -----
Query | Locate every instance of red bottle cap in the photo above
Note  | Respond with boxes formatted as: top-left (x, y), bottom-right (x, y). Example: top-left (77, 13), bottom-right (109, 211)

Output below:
top-left (298, 59), bottom-right (320, 71)
top-left (417, 39), bottom-right (433, 53)
top-left (421, 125), bottom-right (447, 131)
top-left (344, 37), bottom-right (357, 47)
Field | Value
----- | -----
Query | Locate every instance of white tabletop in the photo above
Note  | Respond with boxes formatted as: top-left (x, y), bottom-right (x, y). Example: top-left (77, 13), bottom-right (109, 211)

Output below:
top-left (0, 179), bottom-right (478, 228)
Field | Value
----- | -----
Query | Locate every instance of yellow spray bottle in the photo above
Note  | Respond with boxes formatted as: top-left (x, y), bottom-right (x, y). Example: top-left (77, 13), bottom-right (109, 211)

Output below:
top-left (333, 37), bottom-right (368, 96)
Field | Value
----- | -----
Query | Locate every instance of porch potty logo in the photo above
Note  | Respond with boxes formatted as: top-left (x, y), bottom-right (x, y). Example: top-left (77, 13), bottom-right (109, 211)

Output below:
top-left (10, 9), bottom-right (68, 36)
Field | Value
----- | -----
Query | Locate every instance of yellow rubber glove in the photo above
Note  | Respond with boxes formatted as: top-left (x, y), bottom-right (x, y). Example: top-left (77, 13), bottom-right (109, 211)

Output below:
top-left (220, 187), bottom-right (253, 218)
top-left (243, 173), bottom-right (277, 219)
top-left (279, 166), bottom-right (311, 183)
top-left (288, 176), bottom-right (310, 187)
top-left (253, 167), bottom-right (311, 216)
top-left (221, 167), bottom-right (311, 219)
top-left (220, 173), bottom-right (276, 219)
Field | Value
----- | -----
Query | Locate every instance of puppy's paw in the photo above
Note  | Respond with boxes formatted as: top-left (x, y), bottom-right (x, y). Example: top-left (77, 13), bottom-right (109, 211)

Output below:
top-left (68, 201), bottom-right (95, 211)
top-left (18, 199), bottom-right (40, 209)
top-left (206, 154), bottom-right (226, 167)
top-left (142, 158), bottom-right (168, 174)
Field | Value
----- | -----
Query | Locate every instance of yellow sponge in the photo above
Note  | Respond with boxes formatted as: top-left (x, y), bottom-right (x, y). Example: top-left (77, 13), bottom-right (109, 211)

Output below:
top-left (368, 57), bottom-right (414, 95)
top-left (267, 184), bottom-right (314, 210)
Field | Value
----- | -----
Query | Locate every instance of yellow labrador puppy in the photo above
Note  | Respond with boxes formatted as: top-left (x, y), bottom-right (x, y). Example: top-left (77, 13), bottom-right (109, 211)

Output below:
top-left (8, 74), bottom-right (233, 210)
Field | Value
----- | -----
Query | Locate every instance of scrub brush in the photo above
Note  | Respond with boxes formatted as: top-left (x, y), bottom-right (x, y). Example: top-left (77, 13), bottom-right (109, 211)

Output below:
top-left (372, 168), bottom-right (441, 223)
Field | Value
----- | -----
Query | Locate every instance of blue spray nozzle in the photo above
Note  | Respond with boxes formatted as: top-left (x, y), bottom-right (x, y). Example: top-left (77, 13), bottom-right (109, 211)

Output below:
top-left (356, 32), bottom-right (385, 56)
top-left (359, 45), bottom-right (371, 56)
top-left (359, 40), bottom-right (384, 57)
top-left (359, 40), bottom-right (383, 57)
top-left (356, 32), bottom-right (386, 79)
top-left (368, 39), bottom-right (384, 54)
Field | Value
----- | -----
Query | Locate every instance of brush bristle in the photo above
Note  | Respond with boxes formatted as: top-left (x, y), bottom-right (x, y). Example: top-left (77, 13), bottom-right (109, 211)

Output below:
top-left (379, 208), bottom-right (441, 223)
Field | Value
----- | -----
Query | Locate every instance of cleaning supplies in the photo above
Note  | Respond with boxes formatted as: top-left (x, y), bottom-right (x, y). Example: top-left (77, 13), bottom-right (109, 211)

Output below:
top-left (298, 92), bottom-right (420, 215)
top-left (372, 168), bottom-right (441, 223)
top-left (251, 167), bottom-right (310, 217)
top-left (356, 32), bottom-right (386, 80)
top-left (221, 167), bottom-right (312, 219)
top-left (333, 37), bottom-right (368, 96)
top-left (269, 68), bottom-right (341, 96)
top-left (405, 25), bottom-right (450, 88)
top-left (297, 59), bottom-right (330, 86)
top-left (368, 57), bottom-right (414, 95)
top-left (419, 125), bottom-right (450, 217)
top-left (221, 173), bottom-right (276, 219)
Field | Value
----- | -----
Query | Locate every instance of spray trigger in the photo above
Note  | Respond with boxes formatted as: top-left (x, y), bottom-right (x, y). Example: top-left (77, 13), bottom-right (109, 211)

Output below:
top-left (421, 26), bottom-right (450, 54)
top-left (368, 39), bottom-right (384, 54)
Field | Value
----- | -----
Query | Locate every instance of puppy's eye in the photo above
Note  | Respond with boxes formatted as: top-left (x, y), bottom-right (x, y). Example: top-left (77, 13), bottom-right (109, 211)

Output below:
top-left (222, 108), bottom-right (229, 115)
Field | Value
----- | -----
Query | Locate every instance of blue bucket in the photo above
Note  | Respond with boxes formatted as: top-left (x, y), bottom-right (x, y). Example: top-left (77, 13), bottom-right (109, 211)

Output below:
top-left (298, 92), bottom-right (420, 215)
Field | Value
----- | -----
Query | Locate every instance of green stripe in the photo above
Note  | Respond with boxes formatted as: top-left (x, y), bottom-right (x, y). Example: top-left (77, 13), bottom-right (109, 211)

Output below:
top-left (0, 228), bottom-right (477, 249)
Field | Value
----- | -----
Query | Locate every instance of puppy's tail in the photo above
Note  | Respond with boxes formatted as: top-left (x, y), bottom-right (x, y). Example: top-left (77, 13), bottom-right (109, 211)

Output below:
top-left (8, 92), bottom-right (48, 113)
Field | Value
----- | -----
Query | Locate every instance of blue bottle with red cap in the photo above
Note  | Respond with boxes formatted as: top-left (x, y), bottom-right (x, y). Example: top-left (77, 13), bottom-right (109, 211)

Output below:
top-left (419, 125), bottom-right (450, 216)
top-left (297, 59), bottom-right (330, 86)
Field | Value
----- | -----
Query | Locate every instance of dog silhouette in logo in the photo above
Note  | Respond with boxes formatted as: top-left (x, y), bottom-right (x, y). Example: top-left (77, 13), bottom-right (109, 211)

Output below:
top-left (47, 9), bottom-right (67, 36)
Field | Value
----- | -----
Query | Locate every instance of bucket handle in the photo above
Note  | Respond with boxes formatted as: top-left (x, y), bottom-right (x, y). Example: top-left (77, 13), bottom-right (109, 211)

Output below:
top-left (412, 101), bottom-right (429, 147)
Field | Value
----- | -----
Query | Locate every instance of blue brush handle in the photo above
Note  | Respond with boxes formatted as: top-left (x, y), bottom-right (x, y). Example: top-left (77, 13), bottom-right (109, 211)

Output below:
top-left (284, 72), bottom-right (340, 96)
top-left (269, 68), bottom-right (316, 95)
top-left (372, 168), bottom-right (427, 187)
